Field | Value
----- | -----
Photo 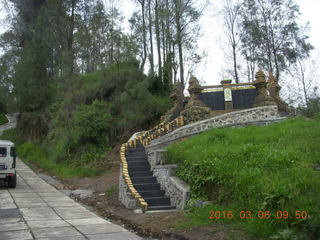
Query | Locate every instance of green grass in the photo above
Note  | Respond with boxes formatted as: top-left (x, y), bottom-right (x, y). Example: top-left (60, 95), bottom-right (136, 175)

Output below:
top-left (0, 112), bottom-right (8, 125)
top-left (105, 186), bottom-right (117, 197)
top-left (166, 116), bottom-right (320, 239)
top-left (0, 129), bottom-right (105, 179)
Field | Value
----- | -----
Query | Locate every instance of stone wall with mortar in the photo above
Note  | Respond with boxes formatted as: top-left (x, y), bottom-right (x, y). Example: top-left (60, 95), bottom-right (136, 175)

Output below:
top-left (118, 168), bottom-right (137, 209)
top-left (152, 164), bottom-right (190, 210)
top-left (146, 105), bottom-right (285, 152)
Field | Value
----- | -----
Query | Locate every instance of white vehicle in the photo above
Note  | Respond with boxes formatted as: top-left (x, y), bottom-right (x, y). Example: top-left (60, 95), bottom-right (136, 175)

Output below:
top-left (0, 140), bottom-right (17, 188)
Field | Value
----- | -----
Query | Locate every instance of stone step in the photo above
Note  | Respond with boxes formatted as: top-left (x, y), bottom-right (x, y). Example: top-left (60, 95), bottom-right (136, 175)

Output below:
top-left (131, 176), bottom-right (157, 184)
top-left (129, 171), bottom-right (153, 178)
top-left (139, 190), bottom-right (166, 198)
top-left (127, 149), bottom-right (145, 154)
top-left (128, 165), bottom-right (150, 172)
top-left (147, 205), bottom-right (176, 211)
top-left (127, 161), bottom-right (149, 167)
top-left (134, 183), bottom-right (160, 191)
top-left (126, 152), bottom-right (146, 158)
top-left (144, 197), bottom-right (171, 206)
top-left (126, 156), bottom-right (148, 162)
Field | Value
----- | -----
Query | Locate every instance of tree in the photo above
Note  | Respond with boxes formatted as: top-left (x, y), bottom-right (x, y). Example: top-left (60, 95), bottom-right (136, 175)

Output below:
top-left (285, 56), bottom-right (320, 107)
top-left (221, 0), bottom-right (242, 83)
top-left (240, 0), bottom-right (313, 81)
top-left (172, 0), bottom-right (202, 90)
top-left (136, 0), bottom-right (148, 71)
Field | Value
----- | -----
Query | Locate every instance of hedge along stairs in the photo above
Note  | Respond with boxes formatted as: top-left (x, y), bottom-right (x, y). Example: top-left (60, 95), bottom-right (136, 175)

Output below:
top-left (119, 116), bottom-right (185, 212)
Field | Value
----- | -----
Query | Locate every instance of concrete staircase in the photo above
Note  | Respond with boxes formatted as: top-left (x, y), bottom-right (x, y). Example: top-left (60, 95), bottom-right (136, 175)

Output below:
top-left (126, 143), bottom-right (175, 211)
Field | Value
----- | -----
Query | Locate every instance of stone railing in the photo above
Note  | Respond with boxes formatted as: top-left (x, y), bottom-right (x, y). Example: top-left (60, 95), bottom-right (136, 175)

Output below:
top-left (118, 115), bottom-right (186, 211)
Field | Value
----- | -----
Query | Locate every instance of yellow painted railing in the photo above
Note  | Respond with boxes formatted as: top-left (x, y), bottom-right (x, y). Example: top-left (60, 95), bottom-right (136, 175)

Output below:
top-left (119, 115), bottom-right (185, 211)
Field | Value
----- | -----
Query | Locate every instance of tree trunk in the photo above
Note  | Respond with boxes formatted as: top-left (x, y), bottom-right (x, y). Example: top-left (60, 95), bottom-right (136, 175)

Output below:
top-left (148, 0), bottom-right (155, 75)
top-left (140, 0), bottom-right (147, 71)
top-left (232, 42), bottom-right (239, 83)
top-left (298, 61), bottom-right (308, 106)
top-left (174, 0), bottom-right (184, 89)
top-left (68, 0), bottom-right (76, 74)
top-left (155, 0), bottom-right (162, 81)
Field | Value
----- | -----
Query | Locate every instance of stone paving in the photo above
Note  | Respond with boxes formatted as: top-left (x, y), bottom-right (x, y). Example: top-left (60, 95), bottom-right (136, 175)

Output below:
top-left (0, 159), bottom-right (143, 240)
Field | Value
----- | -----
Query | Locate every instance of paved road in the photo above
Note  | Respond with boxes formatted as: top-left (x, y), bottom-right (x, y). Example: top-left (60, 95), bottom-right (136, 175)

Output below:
top-left (0, 159), bottom-right (143, 240)
top-left (0, 115), bottom-right (143, 240)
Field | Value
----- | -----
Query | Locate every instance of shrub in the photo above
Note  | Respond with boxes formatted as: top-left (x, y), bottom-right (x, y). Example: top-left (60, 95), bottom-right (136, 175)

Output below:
top-left (0, 112), bottom-right (8, 125)
top-left (71, 100), bottom-right (111, 146)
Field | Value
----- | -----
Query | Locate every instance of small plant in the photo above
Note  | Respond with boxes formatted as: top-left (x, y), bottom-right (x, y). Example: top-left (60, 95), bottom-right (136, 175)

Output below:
top-left (105, 186), bottom-right (117, 197)
top-left (270, 229), bottom-right (297, 240)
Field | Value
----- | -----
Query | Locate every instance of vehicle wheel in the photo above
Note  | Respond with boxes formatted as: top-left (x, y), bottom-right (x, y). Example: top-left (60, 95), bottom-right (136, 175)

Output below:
top-left (8, 174), bottom-right (16, 188)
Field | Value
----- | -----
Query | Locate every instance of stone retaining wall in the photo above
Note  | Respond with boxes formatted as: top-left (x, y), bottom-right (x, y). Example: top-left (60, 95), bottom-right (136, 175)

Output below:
top-left (153, 164), bottom-right (190, 210)
top-left (146, 105), bottom-right (285, 152)
top-left (118, 169), bottom-right (137, 209)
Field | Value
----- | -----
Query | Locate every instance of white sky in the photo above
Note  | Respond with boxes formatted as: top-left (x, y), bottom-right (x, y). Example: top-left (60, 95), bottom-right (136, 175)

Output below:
top-left (0, 0), bottom-right (319, 86)
top-left (118, 0), bottom-right (320, 86)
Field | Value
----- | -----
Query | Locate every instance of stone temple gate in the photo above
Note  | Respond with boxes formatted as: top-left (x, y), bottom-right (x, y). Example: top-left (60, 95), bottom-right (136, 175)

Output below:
top-left (161, 69), bottom-right (288, 124)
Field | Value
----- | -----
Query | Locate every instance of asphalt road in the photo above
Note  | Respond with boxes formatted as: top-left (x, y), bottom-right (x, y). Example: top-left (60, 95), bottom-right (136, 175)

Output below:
top-left (0, 115), bottom-right (143, 240)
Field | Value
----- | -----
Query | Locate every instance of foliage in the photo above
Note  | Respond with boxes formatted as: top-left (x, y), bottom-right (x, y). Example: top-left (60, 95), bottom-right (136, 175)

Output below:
top-left (239, 0), bottom-right (313, 81)
top-left (166, 118), bottom-right (320, 238)
top-left (0, 112), bottom-right (8, 125)
top-left (71, 100), bottom-right (111, 146)
top-left (0, 129), bottom-right (103, 178)
top-left (45, 63), bottom-right (171, 166)
top-left (298, 97), bottom-right (320, 118)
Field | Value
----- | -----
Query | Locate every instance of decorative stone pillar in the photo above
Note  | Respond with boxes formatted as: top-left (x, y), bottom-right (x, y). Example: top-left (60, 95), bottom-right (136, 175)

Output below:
top-left (181, 74), bottom-right (211, 123)
top-left (253, 70), bottom-right (276, 107)
top-left (221, 79), bottom-right (233, 110)
top-left (267, 72), bottom-right (288, 112)
top-left (186, 74), bottom-right (205, 107)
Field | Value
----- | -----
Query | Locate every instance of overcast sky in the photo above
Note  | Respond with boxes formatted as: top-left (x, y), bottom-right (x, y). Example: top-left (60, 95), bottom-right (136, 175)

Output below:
top-left (0, 0), bottom-right (319, 86)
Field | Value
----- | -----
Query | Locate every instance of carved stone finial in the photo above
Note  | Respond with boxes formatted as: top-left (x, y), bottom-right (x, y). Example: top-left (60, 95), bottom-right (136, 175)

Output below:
top-left (267, 72), bottom-right (280, 99)
top-left (267, 72), bottom-right (288, 112)
top-left (188, 74), bottom-right (202, 98)
top-left (253, 69), bottom-right (276, 107)
top-left (185, 74), bottom-right (207, 109)
top-left (255, 69), bottom-right (266, 83)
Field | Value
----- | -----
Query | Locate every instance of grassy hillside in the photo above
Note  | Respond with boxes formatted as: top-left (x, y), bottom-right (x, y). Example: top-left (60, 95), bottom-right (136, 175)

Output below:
top-left (166, 115), bottom-right (320, 239)
top-left (0, 112), bottom-right (8, 125)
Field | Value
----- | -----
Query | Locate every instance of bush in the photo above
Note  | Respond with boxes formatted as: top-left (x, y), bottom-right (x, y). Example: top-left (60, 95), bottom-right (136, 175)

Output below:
top-left (299, 97), bottom-right (320, 118)
top-left (71, 100), bottom-right (111, 146)
top-left (0, 112), bottom-right (8, 125)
